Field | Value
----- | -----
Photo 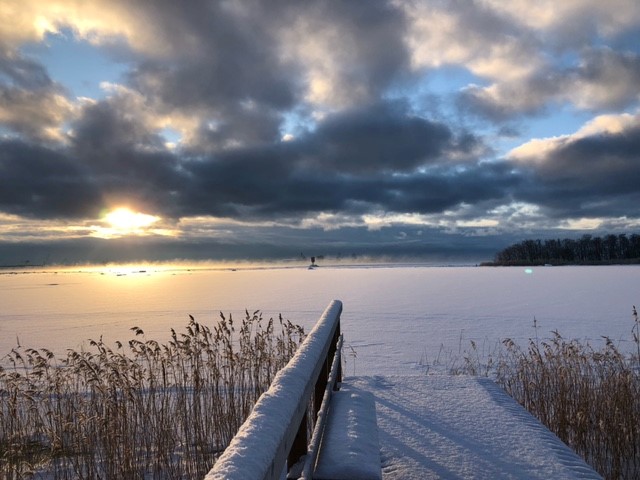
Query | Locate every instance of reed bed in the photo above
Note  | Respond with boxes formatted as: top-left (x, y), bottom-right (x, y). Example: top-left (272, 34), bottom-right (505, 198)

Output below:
top-left (0, 311), bottom-right (305, 479)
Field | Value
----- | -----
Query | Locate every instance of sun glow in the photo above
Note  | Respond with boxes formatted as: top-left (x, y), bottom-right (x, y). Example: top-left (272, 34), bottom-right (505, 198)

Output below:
top-left (105, 208), bottom-right (159, 230)
top-left (90, 207), bottom-right (162, 238)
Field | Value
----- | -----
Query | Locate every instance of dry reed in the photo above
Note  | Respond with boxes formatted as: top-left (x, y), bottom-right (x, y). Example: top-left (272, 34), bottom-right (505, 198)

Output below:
top-left (0, 311), bottom-right (305, 479)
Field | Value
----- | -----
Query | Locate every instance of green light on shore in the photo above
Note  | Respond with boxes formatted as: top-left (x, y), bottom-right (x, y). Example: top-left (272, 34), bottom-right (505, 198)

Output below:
top-left (524, 268), bottom-right (533, 274)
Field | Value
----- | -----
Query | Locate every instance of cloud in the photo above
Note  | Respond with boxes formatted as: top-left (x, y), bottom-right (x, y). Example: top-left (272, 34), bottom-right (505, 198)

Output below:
top-left (0, 139), bottom-right (102, 218)
top-left (280, 0), bottom-right (408, 108)
top-left (302, 101), bottom-right (455, 173)
top-left (459, 47), bottom-right (640, 120)
top-left (0, 87), bottom-right (73, 141)
top-left (574, 112), bottom-right (640, 136)
top-left (69, 97), bottom-right (188, 215)
top-left (122, 0), bottom-right (411, 152)
top-left (4, 86), bottom-right (638, 241)
top-left (402, 0), bottom-right (542, 79)
top-left (399, 1), bottom-right (640, 121)
top-left (508, 112), bottom-right (640, 218)
top-left (458, 81), bottom-right (550, 121)
top-left (179, 101), bottom-right (502, 220)
top-left (0, 51), bottom-right (53, 89)
top-left (0, 0), bottom-right (639, 263)
top-left (0, 51), bottom-right (74, 141)
top-left (118, 1), bottom-right (302, 152)
top-left (486, 0), bottom-right (640, 43)
top-left (0, 0), bottom-right (169, 56)
top-left (0, 97), bottom-right (504, 225)
top-left (565, 48), bottom-right (640, 110)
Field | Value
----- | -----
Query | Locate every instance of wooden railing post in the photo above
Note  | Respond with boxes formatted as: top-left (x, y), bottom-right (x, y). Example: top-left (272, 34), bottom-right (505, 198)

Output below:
top-left (288, 411), bottom-right (308, 470)
top-left (314, 353), bottom-right (329, 417)
top-left (332, 321), bottom-right (342, 388)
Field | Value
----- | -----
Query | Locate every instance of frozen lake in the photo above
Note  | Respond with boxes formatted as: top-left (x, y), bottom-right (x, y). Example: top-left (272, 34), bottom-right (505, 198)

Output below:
top-left (1, 264), bottom-right (638, 375)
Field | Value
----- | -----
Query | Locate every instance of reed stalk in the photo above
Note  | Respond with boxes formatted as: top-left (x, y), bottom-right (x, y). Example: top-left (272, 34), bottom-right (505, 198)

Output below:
top-left (0, 311), bottom-right (305, 479)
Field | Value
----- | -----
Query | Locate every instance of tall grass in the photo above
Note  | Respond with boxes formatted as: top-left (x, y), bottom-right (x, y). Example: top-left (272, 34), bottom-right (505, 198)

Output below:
top-left (0, 311), bottom-right (305, 479)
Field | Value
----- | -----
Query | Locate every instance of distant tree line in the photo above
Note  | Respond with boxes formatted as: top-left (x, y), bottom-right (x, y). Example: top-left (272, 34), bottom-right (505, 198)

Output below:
top-left (485, 233), bottom-right (640, 266)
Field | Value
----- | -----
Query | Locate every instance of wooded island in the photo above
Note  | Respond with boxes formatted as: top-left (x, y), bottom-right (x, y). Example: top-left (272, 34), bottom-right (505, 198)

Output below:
top-left (482, 233), bottom-right (640, 266)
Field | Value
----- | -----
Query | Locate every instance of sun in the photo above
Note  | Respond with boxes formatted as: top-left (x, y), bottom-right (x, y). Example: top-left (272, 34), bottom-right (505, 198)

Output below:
top-left (104, 207), bottom-right (160, 233)
top-left (90, 207), bottom-right (171, 239)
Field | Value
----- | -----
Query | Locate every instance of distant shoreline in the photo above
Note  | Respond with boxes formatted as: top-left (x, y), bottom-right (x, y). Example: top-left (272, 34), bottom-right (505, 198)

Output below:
top-left (0, 259), bottom-right (481, 273)
top-left (0, 263), bottom-right (45, 269)
top-left (480, 258), bottom-right (640, 267)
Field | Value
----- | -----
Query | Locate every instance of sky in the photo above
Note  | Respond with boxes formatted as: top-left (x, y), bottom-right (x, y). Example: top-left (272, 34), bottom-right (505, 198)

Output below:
top-left (1, 0), bottom-right (639, 265)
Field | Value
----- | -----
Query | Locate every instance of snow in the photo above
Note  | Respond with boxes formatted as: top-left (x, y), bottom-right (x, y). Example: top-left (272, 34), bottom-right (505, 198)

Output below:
top-left (313, 385), bottom-right (382, 480)
top-left (1, 264), bottom-right (633, 479)
top-left (2, 265), bottom-right (637, 370)
top-left (353, 375), bottom-right (602, 480)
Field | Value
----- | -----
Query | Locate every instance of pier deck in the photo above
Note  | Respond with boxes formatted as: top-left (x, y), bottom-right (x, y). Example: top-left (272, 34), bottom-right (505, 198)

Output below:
top-left (348, 375), bottom-right (602, 480)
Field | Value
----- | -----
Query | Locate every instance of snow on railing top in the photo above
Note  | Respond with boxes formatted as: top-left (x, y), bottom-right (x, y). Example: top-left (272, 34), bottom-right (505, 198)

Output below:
top-left (204, 299), bottom-right (343, 480)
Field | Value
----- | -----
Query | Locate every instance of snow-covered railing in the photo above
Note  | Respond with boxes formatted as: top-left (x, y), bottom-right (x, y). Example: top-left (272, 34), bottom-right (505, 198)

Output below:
top-left (205, 300), bottom-right (343, 480)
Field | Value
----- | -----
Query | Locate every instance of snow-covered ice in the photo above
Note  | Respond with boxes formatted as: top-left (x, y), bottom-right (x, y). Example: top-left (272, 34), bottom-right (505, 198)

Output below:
top-left (2, 265), bottom-right (637, 371)
top-left (1, 264), bottom-right (634, 478)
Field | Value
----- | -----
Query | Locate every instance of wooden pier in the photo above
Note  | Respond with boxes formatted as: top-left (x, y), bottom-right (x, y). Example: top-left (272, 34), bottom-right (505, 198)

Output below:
top-left (205, 300), bottom-right (602, 480)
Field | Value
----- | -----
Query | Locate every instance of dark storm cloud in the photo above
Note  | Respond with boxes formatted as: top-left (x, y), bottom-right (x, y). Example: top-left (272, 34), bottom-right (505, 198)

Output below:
top-left (304, 102), bottom-right (452, 173)
top-left (380, 162), bottom-right (520, 213)
top-left (512, 125), bottom-right (640, 218)
top-left (69, 100), bottom-right (188, 215)
top-left (3, 95), bottom-right (500, 221)
top-left (72, 101), bottom-right (164, 153)
top-left (0, 88), bottom-right (504, 222)
top-left (0, 139), bottom-right (102, 218)
top-left (183, 145), bottom-right (293, 217)
top-left (178, 102), bottom-right (507, 219)
top-left (2, 87), bottom-right (639, 232)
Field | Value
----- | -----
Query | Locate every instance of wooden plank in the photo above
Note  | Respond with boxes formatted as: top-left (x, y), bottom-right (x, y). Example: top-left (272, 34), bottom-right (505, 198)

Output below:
top-left (313, 385), bottom-right (382, 480)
